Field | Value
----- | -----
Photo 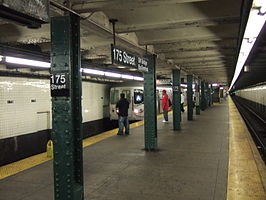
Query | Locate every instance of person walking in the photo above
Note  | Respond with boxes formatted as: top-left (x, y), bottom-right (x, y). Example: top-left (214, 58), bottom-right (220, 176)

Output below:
top-left (181, 92), bottom-right (185, 113)
top-left (116, 93), bottom-right (130, 135)
top-left (161, 89), bottom-right (169, 122)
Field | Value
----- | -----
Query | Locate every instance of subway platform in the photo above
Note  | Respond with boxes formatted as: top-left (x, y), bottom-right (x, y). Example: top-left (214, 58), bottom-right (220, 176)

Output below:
top-left (0, 98), bottom-right (265, 200)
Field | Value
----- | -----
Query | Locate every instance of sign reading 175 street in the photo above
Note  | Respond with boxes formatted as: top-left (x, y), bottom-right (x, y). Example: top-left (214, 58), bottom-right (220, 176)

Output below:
top-left (111, 45), bottom-right (149, 72)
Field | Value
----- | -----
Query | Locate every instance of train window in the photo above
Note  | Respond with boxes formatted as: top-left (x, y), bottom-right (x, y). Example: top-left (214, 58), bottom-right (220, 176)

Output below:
top-left (122, 90), bottom-right (131, 102)
top-left (134, 92), bottom-right (144, 104)
top-left (110, 89), bottom-right (120, 104)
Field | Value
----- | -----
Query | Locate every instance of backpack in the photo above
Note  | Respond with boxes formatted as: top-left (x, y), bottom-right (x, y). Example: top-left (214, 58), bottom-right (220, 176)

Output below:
top-left (168, 99), bottom-right (172, 107)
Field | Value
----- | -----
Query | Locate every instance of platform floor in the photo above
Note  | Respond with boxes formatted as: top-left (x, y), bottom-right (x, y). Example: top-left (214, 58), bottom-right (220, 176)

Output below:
top-left (0, 101), bottom-right (230, 200)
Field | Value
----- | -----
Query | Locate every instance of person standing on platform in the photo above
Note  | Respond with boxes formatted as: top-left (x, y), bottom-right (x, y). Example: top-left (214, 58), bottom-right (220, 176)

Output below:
top-left (181, 92), bottom-right (185, 113)
top-left (162, 89), bottom-right (169, 122)
top-left (116, 93), bottom-right (130, 135)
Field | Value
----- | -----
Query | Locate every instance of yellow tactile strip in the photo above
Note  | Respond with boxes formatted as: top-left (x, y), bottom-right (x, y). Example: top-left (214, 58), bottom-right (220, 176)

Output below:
top-left (227, 97), bottom-right (266, 200)
top-left (0, 113), bottom-right (167, 180)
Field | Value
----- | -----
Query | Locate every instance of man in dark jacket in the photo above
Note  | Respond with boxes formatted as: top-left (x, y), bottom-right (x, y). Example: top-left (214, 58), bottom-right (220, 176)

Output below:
top-left (116, 93), bottom-right (130, 135)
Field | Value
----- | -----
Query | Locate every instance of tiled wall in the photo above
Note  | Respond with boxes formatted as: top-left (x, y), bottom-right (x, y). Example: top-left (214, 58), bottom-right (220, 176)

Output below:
top-left (0, 76), bottom-right (110, 139)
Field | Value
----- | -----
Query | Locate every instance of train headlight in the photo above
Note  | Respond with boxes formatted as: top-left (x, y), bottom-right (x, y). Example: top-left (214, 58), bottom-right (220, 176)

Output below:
top-left (134, 108), bottom-right (139, 113)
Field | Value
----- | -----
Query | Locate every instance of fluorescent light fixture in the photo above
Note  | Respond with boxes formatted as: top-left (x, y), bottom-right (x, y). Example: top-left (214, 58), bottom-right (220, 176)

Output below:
top-left (133, 76), bottom-right (144, 81)
top-left (129, 68), bottom-right (137, 71)
top-left (5, 56), bottom-right (50, 68)
top-left (105, 72), bottom-right (121, 78)
top-left (121, 74), bottom-right (134, 80)
top-left (229, 0), bottom-right (266, 90)
top-left (117, 66), bottom-right (126, 69)
top-left (82, 68), bottom-right (105, 76)
top-left (181, 84), bottom-right (187, 88)
top-left (212, 83), bottom-right (219, 87)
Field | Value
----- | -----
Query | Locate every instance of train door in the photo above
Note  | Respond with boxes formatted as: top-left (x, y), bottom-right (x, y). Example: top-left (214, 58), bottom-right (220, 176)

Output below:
top-left (121, 89), bottom-right (131, 118)
top-left (110, 88), bottom-right (120, 120)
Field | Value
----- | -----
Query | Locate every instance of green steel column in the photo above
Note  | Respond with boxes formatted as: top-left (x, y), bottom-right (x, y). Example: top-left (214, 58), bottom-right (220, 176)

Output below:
top-left (200, 80), bottom-right (206, 111)
top-left (207, 82), bottom-right (211, 107)
top-left (51, 15), bottom-right (83, 200)
top-left (195, 81), bottom-right (200, 115)
top-left (172, 69), bottom-right (181, 130)
top-left (144, 54), bottom-right (157, 150)
top-left (187, 75), bottom-right (193, 120)
top-left (210, 85), bottom-right (213, 105)
top-left (205, 82), bottom-right (210, 107)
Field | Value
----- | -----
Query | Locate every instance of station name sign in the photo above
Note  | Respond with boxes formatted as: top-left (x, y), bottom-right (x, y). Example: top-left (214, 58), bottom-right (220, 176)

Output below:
top-left (50, 73), bottom-right (70, 97)
top-left (111, 45), bottom-right (149, 72)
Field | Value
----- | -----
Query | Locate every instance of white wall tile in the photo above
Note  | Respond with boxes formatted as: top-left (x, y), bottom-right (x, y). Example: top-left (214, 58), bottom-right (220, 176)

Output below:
top-left (0, 77), bottom-right (110, 139)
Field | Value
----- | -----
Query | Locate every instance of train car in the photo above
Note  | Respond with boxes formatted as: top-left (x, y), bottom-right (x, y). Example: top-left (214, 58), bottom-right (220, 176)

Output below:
top-left (110, 86), bottom-right (186, 120)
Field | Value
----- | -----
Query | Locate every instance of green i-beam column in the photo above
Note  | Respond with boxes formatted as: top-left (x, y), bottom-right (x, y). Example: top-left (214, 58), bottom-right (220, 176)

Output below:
top-left (172, 69), bottom-right (181, 130)
top-left (51, 15), bottom-right (83, 200)
top-left (144, 54), bottom-right (157, 150)
top-left (207, 83), bottom-right (211, 106)
top-left (206, 82), bottom-right (210, 107)
top-left (200, 80), bottom-right (206, 111)
top-left (210, 85), bottom-right (213, 105)
top-left (187, 75), bottom-right (193, 120)
top-left (195, 81), bottom-right (200, 115)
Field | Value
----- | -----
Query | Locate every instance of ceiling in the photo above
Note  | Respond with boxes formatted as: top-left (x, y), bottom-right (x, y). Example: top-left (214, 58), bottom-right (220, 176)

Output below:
top-left (0, 0), bottom-right (246, 85)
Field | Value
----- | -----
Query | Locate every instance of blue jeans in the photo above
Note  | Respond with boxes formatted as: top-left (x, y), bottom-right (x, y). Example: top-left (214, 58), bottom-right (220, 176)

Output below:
top-left (163, 111), bottom-right (168, 121)
top-left (118, 116), bottom-right (129, 134)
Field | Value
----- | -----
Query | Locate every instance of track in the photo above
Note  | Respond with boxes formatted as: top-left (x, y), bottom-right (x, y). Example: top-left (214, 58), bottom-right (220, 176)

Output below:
top-left (232, 96), bottom-right (266, 163)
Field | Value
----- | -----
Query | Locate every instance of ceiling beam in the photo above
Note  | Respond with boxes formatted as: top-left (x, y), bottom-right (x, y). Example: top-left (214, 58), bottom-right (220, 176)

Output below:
top-left (116, 16), bottom-right (240, 33)
top-left (72, 0), bottom-right (207, 13)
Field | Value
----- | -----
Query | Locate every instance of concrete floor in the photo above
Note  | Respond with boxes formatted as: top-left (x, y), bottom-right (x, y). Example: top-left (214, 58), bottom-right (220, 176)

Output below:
top-left (0, 102), bottom-right (229, 200)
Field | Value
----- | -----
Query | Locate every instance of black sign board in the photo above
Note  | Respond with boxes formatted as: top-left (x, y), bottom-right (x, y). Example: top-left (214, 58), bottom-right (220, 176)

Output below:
top-left (50, 73), bottom-right (70, 97)
top-left (111, 45), bottom-right (148, 72)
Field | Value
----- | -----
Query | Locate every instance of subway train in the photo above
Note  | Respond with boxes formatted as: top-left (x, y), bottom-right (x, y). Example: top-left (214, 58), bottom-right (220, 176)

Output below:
top-left (109, 86), bottom-right (187, 120)
top-left (235, 84), bottom-right (266, 115)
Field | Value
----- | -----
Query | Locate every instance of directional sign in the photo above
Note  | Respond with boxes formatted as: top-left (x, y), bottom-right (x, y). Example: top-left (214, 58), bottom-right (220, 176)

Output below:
top-left (111, 45), bottom-right (149, 72)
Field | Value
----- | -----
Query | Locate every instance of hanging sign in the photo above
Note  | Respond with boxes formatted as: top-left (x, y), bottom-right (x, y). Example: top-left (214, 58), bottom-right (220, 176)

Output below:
top-left (111, 45), bottom-right (148, 72)
top-left (50, 73), bottom-right (70, 97)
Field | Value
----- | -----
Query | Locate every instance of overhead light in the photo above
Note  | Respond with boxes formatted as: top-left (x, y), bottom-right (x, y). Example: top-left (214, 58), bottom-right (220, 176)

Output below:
top-left (244, 65), bottom-right (250, 72)
top-left (133, 76), bottom-right (144, 81)
top-left (212, 83), bottom-right (220, 87)
top-left (5, 56), bottom-right (50, 68)
top-left (82, 68), bottom-right (105, 76)
top-left (229, 0), bottom-right (266, 90)
top-left (181, 84), bottom-right (187, 88)
top-left (121, 74), bottom-right (134, 80)
top-left (105, 72), bottom-right (121, 78)
top-left (117, 66), bottom-right (126, 69)
top-left (129, 68), bottom-right (137, 71)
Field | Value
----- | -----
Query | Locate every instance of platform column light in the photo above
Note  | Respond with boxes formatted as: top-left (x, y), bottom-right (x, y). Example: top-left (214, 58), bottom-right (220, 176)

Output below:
top-left (187, 75), bottom-right (193, 121)
top-left (144, 54), bottom-right (157, 150)
top-left (51, 15), bottom-right (83, 200)
top-left (200, 81), bottom-right (206, 111)
top-left (172, 69), bottom-right (181, 130)
top-left (195, 80), bottom-right (200, 115)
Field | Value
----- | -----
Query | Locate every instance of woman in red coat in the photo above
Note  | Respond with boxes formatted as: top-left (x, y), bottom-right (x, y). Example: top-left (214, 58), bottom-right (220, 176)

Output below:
top-left (162, 89), bottom-right (169, 122)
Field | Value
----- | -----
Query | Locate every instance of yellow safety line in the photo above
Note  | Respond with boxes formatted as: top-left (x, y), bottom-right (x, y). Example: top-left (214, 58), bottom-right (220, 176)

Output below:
top-left (0, 112), bottom-right (169, 180)
top-left (227, 97), bottom-right (266, 200)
